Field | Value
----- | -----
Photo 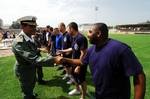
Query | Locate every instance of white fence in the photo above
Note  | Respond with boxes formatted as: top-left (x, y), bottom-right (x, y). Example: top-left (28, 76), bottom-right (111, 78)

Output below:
top-left (0, 38), bottom-right (14, 49)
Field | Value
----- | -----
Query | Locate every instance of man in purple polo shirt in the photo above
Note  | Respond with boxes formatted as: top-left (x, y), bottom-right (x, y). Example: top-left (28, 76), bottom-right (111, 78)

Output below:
top-left (58, 22), bottom-right (73, 81)
top-left (60, 23), bottom-right (146, 99)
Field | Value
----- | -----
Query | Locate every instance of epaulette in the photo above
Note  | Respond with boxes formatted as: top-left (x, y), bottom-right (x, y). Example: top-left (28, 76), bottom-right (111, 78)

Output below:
top-left (15, 35), bottom-right (24, 42)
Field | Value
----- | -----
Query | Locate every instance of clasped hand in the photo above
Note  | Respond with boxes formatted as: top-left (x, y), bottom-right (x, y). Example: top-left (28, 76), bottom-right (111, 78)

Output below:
top-left (54, 55), bottom-right (63, 65)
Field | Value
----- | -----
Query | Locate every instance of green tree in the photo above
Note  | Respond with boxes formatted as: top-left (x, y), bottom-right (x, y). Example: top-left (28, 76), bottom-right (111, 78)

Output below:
top-left (10, 21), bottom-right (20, 29)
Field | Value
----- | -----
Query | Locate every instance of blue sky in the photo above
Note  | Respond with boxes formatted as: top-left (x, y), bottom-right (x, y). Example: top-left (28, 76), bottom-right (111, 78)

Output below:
top-left (0, 0), bottom-right (150, 26)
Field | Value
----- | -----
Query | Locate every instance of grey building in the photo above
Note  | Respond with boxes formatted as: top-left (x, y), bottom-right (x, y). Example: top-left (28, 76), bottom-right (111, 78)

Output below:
top-left (0, 18), bottom-right (3, 28)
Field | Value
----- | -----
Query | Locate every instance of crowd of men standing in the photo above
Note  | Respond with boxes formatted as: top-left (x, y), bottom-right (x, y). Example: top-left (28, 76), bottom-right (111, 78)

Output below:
top-left (12, 16), bottom-right (146, 99)
top-left (12, 16), bottom-right (90, 99)
top-left (34, 22), bottom-right (88, 99)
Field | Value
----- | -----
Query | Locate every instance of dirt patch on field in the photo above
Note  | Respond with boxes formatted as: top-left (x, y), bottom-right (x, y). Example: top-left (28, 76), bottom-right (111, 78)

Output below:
top-left (0, 48), bottom-right (13, 57)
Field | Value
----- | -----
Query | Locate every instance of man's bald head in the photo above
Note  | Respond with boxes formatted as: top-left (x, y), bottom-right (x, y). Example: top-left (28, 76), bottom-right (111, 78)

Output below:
top-left (94, 23), bottom-right (108, 39)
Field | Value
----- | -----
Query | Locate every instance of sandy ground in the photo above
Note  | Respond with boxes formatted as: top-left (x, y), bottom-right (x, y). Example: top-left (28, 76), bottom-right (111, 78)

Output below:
top-left (0, 40), bottom-right (14, 57)
top-left (0, 48), bottom-right (13, 57)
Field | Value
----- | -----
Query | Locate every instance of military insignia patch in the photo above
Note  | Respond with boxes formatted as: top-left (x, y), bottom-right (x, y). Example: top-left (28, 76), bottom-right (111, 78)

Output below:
top-left (64, 37), bottom-right (67, 42)
top-left (16, 35), bottom-right (23, 42)
top-left (74, 43), bottom-right (79, 50)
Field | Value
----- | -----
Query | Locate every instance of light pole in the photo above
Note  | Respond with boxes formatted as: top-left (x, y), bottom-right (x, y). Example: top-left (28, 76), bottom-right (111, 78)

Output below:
top-left (94, 6), bottom-right (98, 22)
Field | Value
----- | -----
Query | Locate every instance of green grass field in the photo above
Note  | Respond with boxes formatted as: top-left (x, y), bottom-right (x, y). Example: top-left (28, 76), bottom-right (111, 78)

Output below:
top-left (0, 34), bottom-right (150, 99)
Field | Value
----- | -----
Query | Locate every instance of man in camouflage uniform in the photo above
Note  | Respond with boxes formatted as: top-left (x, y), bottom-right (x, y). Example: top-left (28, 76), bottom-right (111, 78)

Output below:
top-left (12, 16), bottom-right (61, 99)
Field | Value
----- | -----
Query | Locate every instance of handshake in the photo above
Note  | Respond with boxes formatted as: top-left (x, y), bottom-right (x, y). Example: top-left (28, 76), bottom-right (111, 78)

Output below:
top-left (53, 56), bottom-right (63, 65)
top-left (54, 50), bottom-right (67, 64)
top-left (53, 49), bottom-right (72, 65)
top-left (38, 48), bottom-right (73, 66)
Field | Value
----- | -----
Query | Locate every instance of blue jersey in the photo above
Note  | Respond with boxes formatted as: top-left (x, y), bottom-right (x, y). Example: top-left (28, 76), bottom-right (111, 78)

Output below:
top-left (55, 33), bottom-right (62, 50)
top-left (71, 33), bottom-right (88, 59)
top-left (82, 38), bottom-right (143, 99)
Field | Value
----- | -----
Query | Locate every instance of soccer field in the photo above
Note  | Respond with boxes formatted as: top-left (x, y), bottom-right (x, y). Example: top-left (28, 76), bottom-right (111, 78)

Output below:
top-left (0, 34), bottom-right (150, 99)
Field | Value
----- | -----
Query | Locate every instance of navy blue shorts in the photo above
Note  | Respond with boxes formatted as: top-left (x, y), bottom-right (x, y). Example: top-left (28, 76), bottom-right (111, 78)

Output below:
top-left (72, 65), bottom-right (87, 84)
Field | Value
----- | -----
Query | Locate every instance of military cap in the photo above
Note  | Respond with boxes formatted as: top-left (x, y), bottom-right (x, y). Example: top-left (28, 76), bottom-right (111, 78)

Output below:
top-left (17, 16), bottom-right (37, 26)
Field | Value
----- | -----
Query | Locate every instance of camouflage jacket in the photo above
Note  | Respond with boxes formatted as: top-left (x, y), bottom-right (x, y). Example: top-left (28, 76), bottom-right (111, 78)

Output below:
top-left (12, 31), bottom-right (54, 69)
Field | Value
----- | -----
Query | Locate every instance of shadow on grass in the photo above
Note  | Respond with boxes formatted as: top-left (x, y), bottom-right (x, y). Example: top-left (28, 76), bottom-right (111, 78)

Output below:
top-left (86, 70), bottom-right (94, 86)
top-left (43, 76), bottom-right (71, 93)
top-left (87, 91), bottom-right (95, 99)
top-left (36, 95), bottom-right (71, 99)
top-left (49, 95), bottom-right (71, 99)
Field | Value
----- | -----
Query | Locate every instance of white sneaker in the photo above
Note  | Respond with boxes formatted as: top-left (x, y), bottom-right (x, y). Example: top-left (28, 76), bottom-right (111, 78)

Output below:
top-left (68, 89), bottom-right (80, 96)
top-left (66, 79), bottom-right (73, 84)
top-left (62, 74), bottom-right (69, 80)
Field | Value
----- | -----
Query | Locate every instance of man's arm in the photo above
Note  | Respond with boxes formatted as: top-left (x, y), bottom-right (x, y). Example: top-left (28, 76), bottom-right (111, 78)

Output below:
top-left (60, 48), bottom-right (87, 66)
top-left (61, 58), bottom-right (82, 66)
top-left (79, 49), bottom-right (87, 60)
top-left (38, 48), bottom-right (48, 53)
top-left (58, 48), bottom-right (73, 54)
top-left (74, 48), bottom-right (87, 73)
top-left (133, 71), bottom-right (146, 99)
top-left (12, 42), bottom-right (61, 66)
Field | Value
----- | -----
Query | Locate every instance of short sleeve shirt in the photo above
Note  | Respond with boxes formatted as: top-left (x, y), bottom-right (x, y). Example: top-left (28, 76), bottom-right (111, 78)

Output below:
top-left (62, 32), bottom-right (72, 58)
top-left (82, 38), bottom-right (143, 99)
top-left (71, 33), bottom-right (88, 59)
top-left (55, 33), bottom-right (62, 50)
top-left (50, 33), bottom-right (56, 42)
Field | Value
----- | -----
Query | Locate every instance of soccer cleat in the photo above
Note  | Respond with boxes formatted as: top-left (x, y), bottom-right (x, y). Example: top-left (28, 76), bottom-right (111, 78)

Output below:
top-left (68, 89), bottom-right (80, 96)
top-left (62, 74), bottom-right (69, 80)
top-left (66, 79), bottom-right (74, 84)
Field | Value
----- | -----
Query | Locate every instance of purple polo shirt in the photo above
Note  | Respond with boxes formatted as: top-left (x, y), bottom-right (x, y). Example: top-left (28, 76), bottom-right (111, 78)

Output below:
top-left (62, 32), bottom-right (72, 58)
top-left (82, 38), bottom-right (143, 99)
top-left (62, 32), bottom-right (72, 50)
top-left (72, 33), bottom-right (88, 59)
